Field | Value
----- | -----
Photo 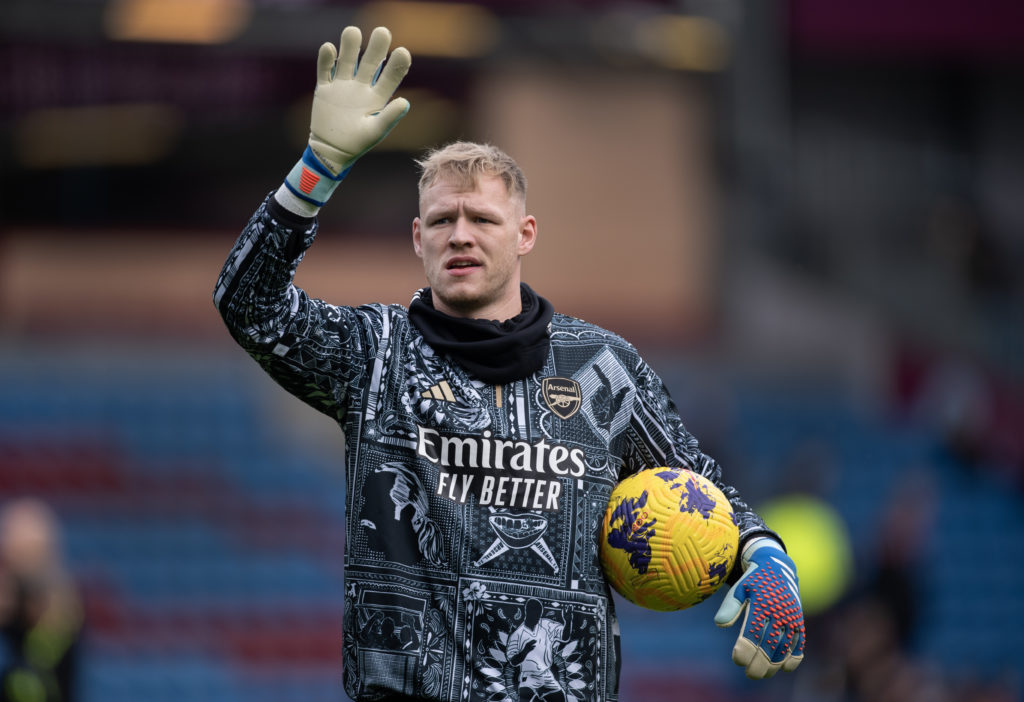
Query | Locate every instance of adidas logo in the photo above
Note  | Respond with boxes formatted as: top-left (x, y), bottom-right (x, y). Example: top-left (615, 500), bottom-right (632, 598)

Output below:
top-left (421, 381), bottom-right (456, 402)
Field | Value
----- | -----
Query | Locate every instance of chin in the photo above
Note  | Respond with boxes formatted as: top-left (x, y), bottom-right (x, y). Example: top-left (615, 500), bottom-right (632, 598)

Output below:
top-left (433, 284), bottom-right (475, 306)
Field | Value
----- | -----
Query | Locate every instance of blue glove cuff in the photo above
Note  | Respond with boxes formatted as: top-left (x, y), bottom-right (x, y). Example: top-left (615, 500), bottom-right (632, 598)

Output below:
top-left (283, 146), bottom-right (351, 207)
top-left (741, 536), bottom-right (784, 565)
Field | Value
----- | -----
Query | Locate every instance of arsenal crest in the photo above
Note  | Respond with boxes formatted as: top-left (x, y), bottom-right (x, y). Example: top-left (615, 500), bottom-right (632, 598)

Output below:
top-left (542, 377), bottom-right (582, 420)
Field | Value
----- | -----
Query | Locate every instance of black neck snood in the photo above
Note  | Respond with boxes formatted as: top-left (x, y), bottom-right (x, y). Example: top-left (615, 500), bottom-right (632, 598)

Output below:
top-left (408, 284), bottom-right (554, 384)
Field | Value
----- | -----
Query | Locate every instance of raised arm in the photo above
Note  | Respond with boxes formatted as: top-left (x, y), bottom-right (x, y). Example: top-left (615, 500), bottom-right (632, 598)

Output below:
top-left (213, 26), bottom-right (411, 418)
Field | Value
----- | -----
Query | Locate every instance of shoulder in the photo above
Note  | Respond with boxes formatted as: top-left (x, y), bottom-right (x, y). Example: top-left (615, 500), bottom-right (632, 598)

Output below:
top-left (331, 303), bottom-right (412, 346)
top-left (350, 302), bottom-right (410, 324)
top-left (549, 312), bottom-right (639, 355)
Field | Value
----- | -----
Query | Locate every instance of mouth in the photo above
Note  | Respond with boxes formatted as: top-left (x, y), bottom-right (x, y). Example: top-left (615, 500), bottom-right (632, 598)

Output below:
top-left (445, 257), bottom-right (481, 275)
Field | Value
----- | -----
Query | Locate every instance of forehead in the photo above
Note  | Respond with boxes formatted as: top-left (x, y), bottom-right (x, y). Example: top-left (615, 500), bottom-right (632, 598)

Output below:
top-left (419, 173), bottom-right (520, 213)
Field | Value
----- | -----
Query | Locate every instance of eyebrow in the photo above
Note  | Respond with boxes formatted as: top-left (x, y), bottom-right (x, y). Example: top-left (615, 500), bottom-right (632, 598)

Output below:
top-left (423, 201), bottom-right (507, 222)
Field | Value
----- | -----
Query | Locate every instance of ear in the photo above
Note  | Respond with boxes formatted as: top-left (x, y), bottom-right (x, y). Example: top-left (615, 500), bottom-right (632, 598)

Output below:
top-left (517, 215), bottom-right (537, 256)
top-left (412, 217), bottom-right (423, 258)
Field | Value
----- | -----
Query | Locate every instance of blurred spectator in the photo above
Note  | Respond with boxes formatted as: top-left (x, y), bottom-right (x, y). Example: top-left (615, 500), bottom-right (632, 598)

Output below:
top-left (896, 348), bottom-right (1023, 488)
top-left (830, 468), bottom-right (942, 702)
top-left (913, 358), bottom-right (994, 475)
top-left (923, 194), bottom-right (1015, 302)
top-left (870, 467), bottom-right (935, 642)
top-left (0, 499), bottom-right (83, 702)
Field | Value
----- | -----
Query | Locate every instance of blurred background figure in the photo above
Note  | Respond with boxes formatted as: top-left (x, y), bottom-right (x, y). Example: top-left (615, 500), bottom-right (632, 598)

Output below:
top-left (0, 498), bottom-right (83, 702)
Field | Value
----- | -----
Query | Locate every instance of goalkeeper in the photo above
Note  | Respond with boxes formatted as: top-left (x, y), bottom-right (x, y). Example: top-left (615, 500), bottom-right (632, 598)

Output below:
top-left (214, 25), bottom-right (804, 701)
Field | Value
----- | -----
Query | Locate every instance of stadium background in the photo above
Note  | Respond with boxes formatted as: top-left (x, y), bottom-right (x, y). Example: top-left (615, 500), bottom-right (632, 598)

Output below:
top-left (1, 1), bottom-right (1022, 700)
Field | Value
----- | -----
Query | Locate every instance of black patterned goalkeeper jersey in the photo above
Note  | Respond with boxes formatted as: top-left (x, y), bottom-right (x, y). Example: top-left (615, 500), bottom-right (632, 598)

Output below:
top-left (214, 195), bottom-right (774, 702)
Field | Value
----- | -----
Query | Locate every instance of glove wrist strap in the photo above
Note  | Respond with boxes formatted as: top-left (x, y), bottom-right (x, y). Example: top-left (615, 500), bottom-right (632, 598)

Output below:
top-left (283, 146), bottom-right (351, 207)
top-left (741, 536), bottom-right (782, 566)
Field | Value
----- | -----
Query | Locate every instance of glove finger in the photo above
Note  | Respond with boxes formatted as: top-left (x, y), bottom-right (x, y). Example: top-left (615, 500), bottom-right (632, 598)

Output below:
top-left (766, 625), bottom-right (798, 665)
top-left (713, 590), bottom-right (744, 628)
top-left (792, 623), bottom-right (806, 659)
top-left (731, 636), bottom-right (757, 668)
top-left (732, 604), bottom-right (783, 674)
top-left (779, 624), bottom-right (805, 673)
top-left (373, 46), bottom-right (411, 97)
top-left (316, 42), bottom-right (338, 85)
top-left (356, 26), bottom-right (392, 83)
top-left (372, 97), bottom-right (410, 130)
top-left (742, 647), bottom-right (779, 680)
top-left (335, 26), bottom-right (362, 80)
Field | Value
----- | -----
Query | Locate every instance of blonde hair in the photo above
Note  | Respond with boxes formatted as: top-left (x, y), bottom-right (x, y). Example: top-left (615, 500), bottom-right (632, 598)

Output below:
top-left (416, 141), bottom-right (527, 204)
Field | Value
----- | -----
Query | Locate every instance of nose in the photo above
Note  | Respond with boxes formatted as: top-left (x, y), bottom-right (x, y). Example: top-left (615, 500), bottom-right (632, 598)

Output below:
top-left (448, 215), bottom-right (474, 247)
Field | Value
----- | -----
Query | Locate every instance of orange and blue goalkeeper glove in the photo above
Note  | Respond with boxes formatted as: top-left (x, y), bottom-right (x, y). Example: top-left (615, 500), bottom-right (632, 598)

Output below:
top-left (281, 26), bottom-right (411, 212)
top-left (714, 536), bottom-right (805, 679)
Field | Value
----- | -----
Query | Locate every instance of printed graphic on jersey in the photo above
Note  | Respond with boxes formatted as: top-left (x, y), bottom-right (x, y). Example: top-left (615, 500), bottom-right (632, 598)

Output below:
top-left (474, 511), bottom-right (559, 573)
top-left (422, 380), bottom-right (457, 402)
top-left (354, 454), bottom-right (453, 569)
top-left (436, 469), bottom-right (565, 512)
top-left (459, 580), bottom-right (607, 702)
top-left (344, 579), bottom-right (455, 700)
top-left (404, 336), bottom-right (491, 433)
top-left (542, 377), bottom-right (582, 419)
top-left (416, 427), bottom-right (585, 478)
top-left (464, 494), bottom-right (574, 582)
top-left (377, 462), bottom-right (446, 565)
top-left (578, 350), bottom-right (635, 441)
top-left (417, 425), bottom-right (584, 512)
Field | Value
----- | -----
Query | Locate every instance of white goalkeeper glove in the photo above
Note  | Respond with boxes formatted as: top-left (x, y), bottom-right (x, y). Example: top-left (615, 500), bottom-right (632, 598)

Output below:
top-left (280, 26), bottom-right (411, 212)
top-left (714, 536), bottom-right (806, 679)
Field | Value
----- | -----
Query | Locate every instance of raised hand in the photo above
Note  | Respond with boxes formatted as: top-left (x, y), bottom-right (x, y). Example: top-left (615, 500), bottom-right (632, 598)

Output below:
top-left (308, 25), bottom-right (412, 175)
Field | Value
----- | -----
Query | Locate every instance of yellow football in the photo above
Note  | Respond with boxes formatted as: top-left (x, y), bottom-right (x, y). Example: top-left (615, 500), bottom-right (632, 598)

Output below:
top-left (600, 467), bottom-right (739, 611)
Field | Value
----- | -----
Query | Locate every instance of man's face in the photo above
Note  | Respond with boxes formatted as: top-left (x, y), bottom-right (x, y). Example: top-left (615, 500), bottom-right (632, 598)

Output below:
top-left (413, 174), bottom-right (536, 321)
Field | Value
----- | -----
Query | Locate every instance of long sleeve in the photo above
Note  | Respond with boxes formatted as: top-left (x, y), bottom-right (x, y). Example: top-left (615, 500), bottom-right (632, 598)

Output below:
top-left (627, 357), bottom-right (777, 549)
top-left (213, 193), bottom-right (378, 422)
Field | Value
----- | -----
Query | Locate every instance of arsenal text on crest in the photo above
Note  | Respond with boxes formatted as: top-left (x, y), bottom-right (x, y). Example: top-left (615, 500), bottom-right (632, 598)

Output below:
top-left (542, 377), bottom-right (582, 420)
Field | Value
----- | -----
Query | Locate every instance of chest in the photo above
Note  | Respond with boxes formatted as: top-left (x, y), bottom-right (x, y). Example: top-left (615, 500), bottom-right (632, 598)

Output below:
top-left (355, 337), bottom-right (639, 510)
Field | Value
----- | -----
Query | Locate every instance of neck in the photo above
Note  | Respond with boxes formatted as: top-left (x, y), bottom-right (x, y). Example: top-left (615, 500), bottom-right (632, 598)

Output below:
top-left (407, 283), bottom-right (553, 383)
